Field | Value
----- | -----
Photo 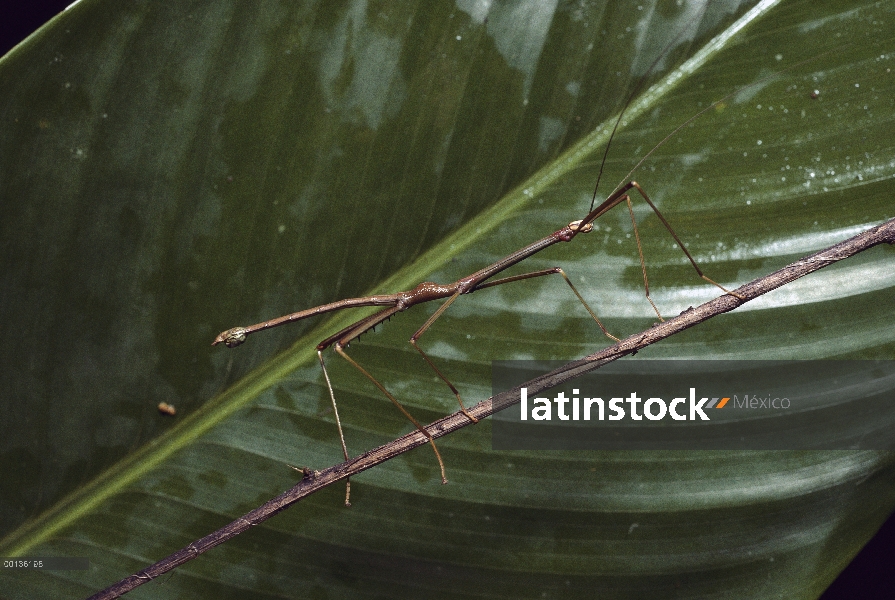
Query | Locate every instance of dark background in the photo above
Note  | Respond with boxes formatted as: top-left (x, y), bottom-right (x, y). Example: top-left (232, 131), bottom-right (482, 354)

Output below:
top-left (2, 2), bottom-right (892, 598)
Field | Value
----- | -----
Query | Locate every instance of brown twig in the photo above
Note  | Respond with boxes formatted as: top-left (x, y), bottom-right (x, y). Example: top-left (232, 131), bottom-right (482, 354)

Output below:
top-left (87, 217), bottom-right (895, 599)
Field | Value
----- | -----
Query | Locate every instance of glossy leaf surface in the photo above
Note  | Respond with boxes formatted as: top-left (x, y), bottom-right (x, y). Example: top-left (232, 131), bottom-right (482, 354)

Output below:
top-left (1, 0), bottom-right (893, 598)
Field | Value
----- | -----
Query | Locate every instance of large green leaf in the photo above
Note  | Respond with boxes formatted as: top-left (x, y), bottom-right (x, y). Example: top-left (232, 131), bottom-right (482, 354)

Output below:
top-left (2, 0), bottom-right (894, 597)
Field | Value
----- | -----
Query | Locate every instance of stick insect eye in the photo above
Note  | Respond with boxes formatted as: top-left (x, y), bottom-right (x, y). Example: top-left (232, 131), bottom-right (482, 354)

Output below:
top-left (568, 220), bottom-right (593, 233)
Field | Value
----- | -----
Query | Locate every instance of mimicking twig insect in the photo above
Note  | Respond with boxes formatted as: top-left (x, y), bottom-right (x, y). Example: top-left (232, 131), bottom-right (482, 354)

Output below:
top-left (213, 12), bottom-right (834, 506)
top-left (214, 180), bottom-right (740, 494)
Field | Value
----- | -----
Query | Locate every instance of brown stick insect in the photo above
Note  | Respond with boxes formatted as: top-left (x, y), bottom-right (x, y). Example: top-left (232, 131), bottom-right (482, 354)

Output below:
top-left (210, 13), bottom-right (836, 505)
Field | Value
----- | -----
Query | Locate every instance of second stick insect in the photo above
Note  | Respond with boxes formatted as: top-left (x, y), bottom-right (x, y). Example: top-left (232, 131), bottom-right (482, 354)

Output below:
top-left (214, 173), bottom-right (740, 504)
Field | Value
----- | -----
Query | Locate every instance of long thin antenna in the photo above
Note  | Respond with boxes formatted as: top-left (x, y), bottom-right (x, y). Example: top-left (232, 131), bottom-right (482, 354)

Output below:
top-left (611, 45), bottom-right (844, 193)
top-left (590, 2), bottom-right (710, 212)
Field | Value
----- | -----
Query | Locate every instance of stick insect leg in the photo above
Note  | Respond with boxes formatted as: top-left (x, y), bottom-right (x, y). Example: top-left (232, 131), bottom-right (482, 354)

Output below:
top-left (409, 268), bottom-right (623, 426)
top-left (408, 292), bottom-right (478, 424)
top-left (316, 306), bottom-right (447, 484)
top-left (475, 268), bottom-right (621, 342)
top-left (317, 350), bottom-right (351, 507)
top-left (315, 306), bottom-right (403, 504)
top-left (622, 194), bottom-right (664, 321)
top-left (626, 181), bottom-right (746, 300)
top-left (334, 344), bottom-right (448, 484)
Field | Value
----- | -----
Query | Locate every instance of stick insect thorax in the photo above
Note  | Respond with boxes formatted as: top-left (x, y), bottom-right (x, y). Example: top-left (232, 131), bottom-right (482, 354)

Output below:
top-left (212, 188), bottom-right (620, 350)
